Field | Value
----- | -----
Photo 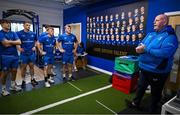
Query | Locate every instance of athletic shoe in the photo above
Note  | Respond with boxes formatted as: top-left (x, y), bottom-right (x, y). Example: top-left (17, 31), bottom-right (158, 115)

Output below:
top-left (48, 77), bottom-right (55, 84)
top-left (31, 79), bottom-right (38, 86)
top-left (51, 72), bottom-right (57, 76)
top-left (74, 66), bottom-right (78, 72)
top-left (21, 81), bottom-right (26, 88)
top-left (45, 82), bottom-right (51, 88)
top-left (1, 89), bottom-right (10, 96)
top-left (68, 76), bottom-right (76, 81)
top-left (125, 99), bottom-right (141, 110)
top-left (74, 68), bottom-right (78, 72)
top-left (82, 66), bottom-right (86, 70)
top-left (10, 85), bottom-right (22, 91)
top-left (145, 86), bottom-right (151, 94)
top-left (63, 77), bottom-right (67, 83)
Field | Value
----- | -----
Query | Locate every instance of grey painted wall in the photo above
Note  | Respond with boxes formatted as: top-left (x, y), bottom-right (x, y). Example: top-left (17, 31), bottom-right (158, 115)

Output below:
top-left (0, 0), bottom-right (63, 33)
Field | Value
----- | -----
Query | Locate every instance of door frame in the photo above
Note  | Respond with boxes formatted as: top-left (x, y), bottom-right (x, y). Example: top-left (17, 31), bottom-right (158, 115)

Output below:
top-left (164, 11), bottom-right (180, 92)
top-left (165, 11), bottom-right (180, 16)
top-left (68, 23), bottom-right (82, 43)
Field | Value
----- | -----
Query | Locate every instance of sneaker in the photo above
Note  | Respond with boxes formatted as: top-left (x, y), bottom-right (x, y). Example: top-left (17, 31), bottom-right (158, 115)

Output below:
top-left (74, 68), bottom-right (78, 72)
top-left (63, 77), bottom-right (67, 83)
top-left (51, 72), bottom-right (57, 76)
top-left (31, 79), bottom-right (38, 86)
top-left (1, 89), bottom-right (10, 96)
top-left (48, 77), bottom-right (55, 84)
top-left (145, 86), bottom-right (151, 94)
top-left (82, 66), bottom-right (86, 70)
top-left (68, 76), bottom-right (76, 81)
top-left (125, 99), bottom-right (140, 110)
top-left (74, 66), bottom-right (78, 72)
top-left (21, 81), bottom-right (26, 88)
top-left (45, 82), bottom-right (51, 88)
top-left (10, 85), bottom-right (22, 92)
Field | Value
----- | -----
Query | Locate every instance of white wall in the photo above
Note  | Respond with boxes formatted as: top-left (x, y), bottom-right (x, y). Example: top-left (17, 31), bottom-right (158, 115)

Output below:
top-left (0, 0), bottom-right (64, 33)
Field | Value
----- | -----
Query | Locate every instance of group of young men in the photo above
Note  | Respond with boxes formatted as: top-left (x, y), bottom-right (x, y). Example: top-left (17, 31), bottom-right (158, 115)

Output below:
top-left (0, 19), bottom-right (80, 96)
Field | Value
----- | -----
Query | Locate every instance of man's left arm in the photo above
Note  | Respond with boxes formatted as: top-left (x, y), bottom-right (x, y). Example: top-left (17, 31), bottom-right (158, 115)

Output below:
top-left (145, 35), bottom-right (178, 58)
top-left (11, 32), bottom-right (21, 45)
top-left (73, 36), bottom-right (78, 54)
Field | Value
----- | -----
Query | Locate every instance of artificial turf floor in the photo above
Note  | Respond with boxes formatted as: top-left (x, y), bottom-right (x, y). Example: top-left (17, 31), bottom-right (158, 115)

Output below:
top-left (0, 74), bottom-right (134, 114)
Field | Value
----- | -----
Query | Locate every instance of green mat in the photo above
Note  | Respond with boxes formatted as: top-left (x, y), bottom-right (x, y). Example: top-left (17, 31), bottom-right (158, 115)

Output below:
top-left (39, 88), bottom-right (134, 114)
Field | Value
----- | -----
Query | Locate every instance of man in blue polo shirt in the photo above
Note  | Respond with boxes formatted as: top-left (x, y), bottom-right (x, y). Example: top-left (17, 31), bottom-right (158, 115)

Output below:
top-left (17, 21), bottom-right (38, 88)
top-left (37, 27), bottom-right (56, 88)
top-left (58, 25), bottom-right (78, 81)
top-left (0, 19), bottom-right (22, 96)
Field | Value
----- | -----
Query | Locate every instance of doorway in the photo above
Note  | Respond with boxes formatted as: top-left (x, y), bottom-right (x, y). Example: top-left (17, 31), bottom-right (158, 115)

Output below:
top-left (165, 12), bottom-right (180, 92)
top-left (68, 23), bottom-right (81, 43)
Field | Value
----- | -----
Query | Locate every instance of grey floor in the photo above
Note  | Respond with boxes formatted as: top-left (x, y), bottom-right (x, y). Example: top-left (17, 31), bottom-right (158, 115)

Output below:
top-left (0, 61), bottom-right (100, 96)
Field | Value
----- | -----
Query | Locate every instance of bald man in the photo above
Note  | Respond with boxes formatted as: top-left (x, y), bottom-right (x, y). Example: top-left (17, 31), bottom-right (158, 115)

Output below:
top-left (126, 14), bottom-right (178, 113)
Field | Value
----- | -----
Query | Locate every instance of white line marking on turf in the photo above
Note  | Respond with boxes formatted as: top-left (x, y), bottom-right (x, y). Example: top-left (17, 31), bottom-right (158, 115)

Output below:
top-left (67, 82), bottom-right (82, 92)
top-left (96, 100), bottom-right (117, 115)
top-left (20, 84), bottom-right (112, 115)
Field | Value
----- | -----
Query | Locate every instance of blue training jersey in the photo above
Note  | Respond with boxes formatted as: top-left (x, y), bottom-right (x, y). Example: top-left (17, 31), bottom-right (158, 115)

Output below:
top-left (39, 32), bottom-right (47, 40)
top-left (58, 33), bottom-right (77, 55)
top-left (17, 30), bottom-right (37, 55)
top-left (0, 30), bottom-right (19, 56)
top-left (39, 35), bottom-right (56, 56)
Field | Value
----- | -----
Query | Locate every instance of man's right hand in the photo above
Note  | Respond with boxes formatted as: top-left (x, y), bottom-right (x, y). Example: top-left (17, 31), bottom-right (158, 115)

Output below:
top-left (41, 51), bottom-right (46, 55)
top-left (136, 44), bottom-right (145, 53)
top-left (19, 48), bottom-right (24, 52)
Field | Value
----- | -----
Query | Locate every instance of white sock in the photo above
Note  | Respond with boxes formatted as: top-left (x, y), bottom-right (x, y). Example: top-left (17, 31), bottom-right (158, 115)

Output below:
top-left (63, 74), bottom-right (66, 78)
top-left (74, 66), bottom-right (77, 69)
top-left (2, 85), bottom-right (6, 90)
top-left (69, 74), bottom-right (72, 78)
top-left (22, 77), bottom-right (26, 82)
top-left (31, 76), bottom-right (35, 80)
top-left (11, 81), bottom-right (15, 87)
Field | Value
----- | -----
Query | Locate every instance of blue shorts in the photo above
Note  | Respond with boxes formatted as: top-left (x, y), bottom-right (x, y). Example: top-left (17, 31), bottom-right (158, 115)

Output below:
top-left (43, 55), bottom-right (54, 66)
top-left (62, 54), bottom-right (74, 64)
top-left (21, 53), bottom-right (36, 64)
top-left (1, 55), bottom-right (19, 71)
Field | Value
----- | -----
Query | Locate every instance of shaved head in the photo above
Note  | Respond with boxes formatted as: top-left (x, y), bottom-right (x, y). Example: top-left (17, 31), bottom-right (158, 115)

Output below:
top-left (153, 14), bottom-right (168, 31)
top-left (157, 14), bottom-right (168, 25)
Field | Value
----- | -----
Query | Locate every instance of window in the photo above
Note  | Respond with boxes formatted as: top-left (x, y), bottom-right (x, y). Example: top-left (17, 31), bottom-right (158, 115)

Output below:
top-left (0, 22), bottom-right (33, 32)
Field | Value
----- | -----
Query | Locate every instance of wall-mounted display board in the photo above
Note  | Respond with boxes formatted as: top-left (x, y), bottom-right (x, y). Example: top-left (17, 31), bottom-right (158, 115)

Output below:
top-left (86, 0), bottom-right (148, 60)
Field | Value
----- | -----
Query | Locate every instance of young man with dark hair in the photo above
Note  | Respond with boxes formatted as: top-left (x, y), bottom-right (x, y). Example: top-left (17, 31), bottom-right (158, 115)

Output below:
top-left (0, 19), bottom-right (22, 96)
top-left (37, 27), bottom-right (57, 88)
top-left (58, 25), bottom-right (78, 81)
top-left (17, 21), bottom-right (38, 88)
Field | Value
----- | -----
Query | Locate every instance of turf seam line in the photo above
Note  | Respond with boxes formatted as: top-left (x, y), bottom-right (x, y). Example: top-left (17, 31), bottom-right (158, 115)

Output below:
top-left (20, 84), bottom-right (112, 115)
top-left (96, 100), bottom-right (117, 115)
top-left (67, 82), bottom-right (82, 92)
